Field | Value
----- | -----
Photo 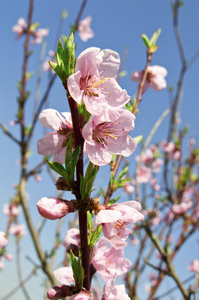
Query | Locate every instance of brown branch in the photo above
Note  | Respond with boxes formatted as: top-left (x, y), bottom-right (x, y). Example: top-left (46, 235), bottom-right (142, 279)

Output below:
top-left (0, 122), bottom-right (21, 145)
top-left (67, 95), bottom-right (90, 290)
top-left (104, 52), bottom-right (153, 206)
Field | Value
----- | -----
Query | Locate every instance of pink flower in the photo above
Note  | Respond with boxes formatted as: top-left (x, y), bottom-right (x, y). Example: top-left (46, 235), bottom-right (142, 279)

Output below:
top-left (92, 237), bottom-right (131, 281)
top-left (32, 28), bottom-right (48, 45)
top-left (137, 165), bottom-right (152, 183)
top-left (63, 228), bottom-right (80, 249)
top-left (82, 108), bottom-right (137, 166)
top-left (5, 254), bottom-right (13, 261)
top-left (12, 18), bottom-right (26, 38)
top-left (78, 16), bottom-right (94, 42)
top-left (94, 201), bottom-right (144, 249)
top-left (53, 267), bottom-right (75, 285)
top-left (123, 181), bottom-right (134, 194)
top-left (0, 232), bottom-right (8, 248)
top-left (103, 275), bottom-right (130, 300)
top-left (43, 50), bottom-right (56, 73)
top-left (188, 260), bottom-right (199, 272)
top-left (37, 109), bottom-right (73, 164)
top-left (74, 291), bottom-right (91, 300)
top-left (131, 65), bottom-right (167, 93)
top-left (9, 224), bottom-right (26, 236)
top-left (67, 47), bottom-right (130, 115)
top-left (172, 201), bottom-right (192, 215)
top-left (36, 197), bottom-right (76, 220)
top-left (151, 158), bottom-right (163, 173)
top-left (3, 203), bottom-right (20, 217)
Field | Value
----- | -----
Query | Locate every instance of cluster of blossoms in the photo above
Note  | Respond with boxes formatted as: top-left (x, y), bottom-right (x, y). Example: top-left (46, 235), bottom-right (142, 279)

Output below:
top-left (131, 65), bottom-right (167, 93)
top-left (38, 47), bottom-right (137, 166)
top-left (12, 18), bottom-right (48, 45)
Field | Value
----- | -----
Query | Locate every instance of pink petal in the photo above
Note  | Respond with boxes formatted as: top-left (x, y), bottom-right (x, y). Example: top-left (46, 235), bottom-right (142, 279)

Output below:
top-left (67, 71), bottom-right (84, 105)
top-left (99, 49), bottom-right (120, 77)
top-left (94, 209), bottom-right (122, 226)
top-left (53, 267), bottom-right (75, 285)
top-left (39, 109), bottom-right (66, 131)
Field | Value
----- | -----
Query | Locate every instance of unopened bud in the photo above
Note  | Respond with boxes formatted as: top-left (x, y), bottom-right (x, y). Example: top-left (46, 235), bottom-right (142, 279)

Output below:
top-left (66, 243), bottom-right (80, 256)
top-left (36, 197), bottom-right (76, 220)
top-left (47, 285), bottom-right (74, 299)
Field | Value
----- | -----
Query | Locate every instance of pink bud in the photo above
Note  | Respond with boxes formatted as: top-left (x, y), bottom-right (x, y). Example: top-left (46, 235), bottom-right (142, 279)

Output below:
top-left (36, 197), bottom-right (76, 220)
top-left (0, 232), bottom-right (8, 248)
top-left (5, 254), bottom-right (13, 261)
top-left (47, 285), bottom-right (73, 299)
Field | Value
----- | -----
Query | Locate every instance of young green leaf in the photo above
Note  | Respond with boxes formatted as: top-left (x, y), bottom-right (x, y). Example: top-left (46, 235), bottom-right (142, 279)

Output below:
top-left (149, 28), bottom-right (161, 47)
top-left (141, 34), bottom-right (150, 48)
top-left (49, 61), bottom-right (64, 81)
top-left (90, 226), bottom-right (102, 251)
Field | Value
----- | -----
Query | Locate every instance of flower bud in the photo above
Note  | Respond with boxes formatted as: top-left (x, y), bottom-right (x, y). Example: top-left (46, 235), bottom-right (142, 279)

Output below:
top-left (36, 197), bottom-right (76, 220)
top-left (66, 244), bottom-right (80, 257)
top-left (47, 285), bottom-right (74, 299)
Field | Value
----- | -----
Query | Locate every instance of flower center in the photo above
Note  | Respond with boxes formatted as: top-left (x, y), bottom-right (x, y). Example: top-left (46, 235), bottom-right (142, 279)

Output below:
top-left (93, 121), bottom-right (125, 150)
top-left (113, 220), bottom-right (127, 236)
top-left (79, 68), bottom-right (112, 98)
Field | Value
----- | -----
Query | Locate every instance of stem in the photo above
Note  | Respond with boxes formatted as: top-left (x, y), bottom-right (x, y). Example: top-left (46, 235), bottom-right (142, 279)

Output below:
top-left (67, 96), bottom-right (90, 290)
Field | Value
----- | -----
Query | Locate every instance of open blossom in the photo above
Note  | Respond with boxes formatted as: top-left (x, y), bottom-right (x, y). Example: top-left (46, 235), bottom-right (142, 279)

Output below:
top-left (78, 16), bottom-right (94, 42)
top-left (0, 232), bottom-right (8, 248)
top-left (82, 108), bottom-right (137, 166)
top-left (103, 276), bottom-right (130, 300)
top-left (9, 224), bottom-right (26, 236)
top-left (3, 203), bottom-right (20, 217)
top-left (137, 165), bottom-right (152, 183)
top-left (37, 109), bottom-right (73, 164)
top-left (67, 47), bottom-right (130, 115)
top-left (53, 267), bottom-right (75, 285)
top-left (92, 237), bottom-right (131, 281)
top-left (31, 28), bottom-right (48, 44)
top-left (36, 197), bottom-right (76, 220)
top-left (131, 65), bottom-right (167, 93)
top-left (188, 260), bottom-right (199, 272)
top-left (94, 201), bottom-right (144, 249)
top-left (12, 18), bottom-right (26, 38)
top-left (63, 228), bottom-right (80, 249)
top-left (172, 201), bottom-right (192, 215)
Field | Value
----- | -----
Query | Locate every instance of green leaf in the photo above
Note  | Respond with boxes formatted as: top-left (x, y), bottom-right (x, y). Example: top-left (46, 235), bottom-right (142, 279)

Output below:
top-left (71, 145), bottom-right (81, 176)
top-left (61, 10), bottom-right (68, 19)
top-left (115, 166), bottom-right (128, 183)
top-left (65, 138), bottom-right (73, 170)
top-left (108, 196), bottom-right (120, 206)
top-left (47, 160), bottom-right (66, 177)
top-left (56, 39), bottom-right (65, 70)
top-left (29, 22), bottom-right (39, 31)
top-left (100, 188), bottom-right (105, 198)
top-left (90, 226), bottom-right (102, 250)
top-left (87, 211), bottom-right (92, 229)
top-left (49, 61), bottom-right (64, 81)
top-left (141, 34), bottom-right (150, 48)
top-left (110, 171), bottom-right (115, 186)
top-left (70, 250), bottom-right (84, 289)
top-left (25, 71), bottom-right (34, 81)
top-left (63, 33), bottom-right (76, 78)
top-left (149, 28), bottom-right (161, 47)
top-left (134, 135), bottom-right (143, 144)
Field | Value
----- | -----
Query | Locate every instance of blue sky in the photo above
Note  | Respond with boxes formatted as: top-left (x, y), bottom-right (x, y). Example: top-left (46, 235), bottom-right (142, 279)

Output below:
top-left (0, 0), bottom-right (199, 299)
